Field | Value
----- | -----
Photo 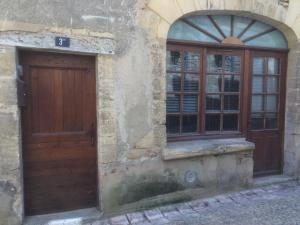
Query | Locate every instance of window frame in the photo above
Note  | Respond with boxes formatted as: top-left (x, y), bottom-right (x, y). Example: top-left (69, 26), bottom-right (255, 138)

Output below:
top-left (247, 50), bottom-right (287, 132)
top-left (166, 40), bottom-right (288, 142)
top-left (203, 48), bottom-right (244, 135)
top-left (166, 45), bottom-right (203, 136)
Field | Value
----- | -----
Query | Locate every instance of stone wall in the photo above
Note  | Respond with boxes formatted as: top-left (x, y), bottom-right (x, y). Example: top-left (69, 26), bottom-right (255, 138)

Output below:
top-left (0, 0), bottom-right (300, 224)
top-left (0, 45), bottom-right (22, 225)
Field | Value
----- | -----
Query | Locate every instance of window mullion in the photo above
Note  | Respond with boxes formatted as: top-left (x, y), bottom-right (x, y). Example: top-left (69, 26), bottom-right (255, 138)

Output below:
top-left (179, 50), bottom-right (184, 134)
top-left (201, 48), bottom-right (207, 134)
top-left (263, 57), bottom-right (267, 129)
top-left (220, 56), bottom-right (225, 132)
top-left (197, 48), bottom-right (203, 133)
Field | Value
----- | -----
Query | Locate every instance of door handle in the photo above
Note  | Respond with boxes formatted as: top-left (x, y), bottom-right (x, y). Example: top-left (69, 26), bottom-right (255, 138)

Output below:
top-left (89, 123), bottom-right (96, 147)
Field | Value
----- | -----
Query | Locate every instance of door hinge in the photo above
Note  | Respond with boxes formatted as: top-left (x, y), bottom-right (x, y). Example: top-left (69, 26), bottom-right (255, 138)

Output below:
top-left (17, 65), bottom-right (26, 107)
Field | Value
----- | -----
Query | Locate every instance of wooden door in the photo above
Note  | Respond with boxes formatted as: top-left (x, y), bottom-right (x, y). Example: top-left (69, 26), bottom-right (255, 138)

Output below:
top-left (20, 51), bottom-right (98, 215)
top-left (247, 51), bottom-right (287, 176)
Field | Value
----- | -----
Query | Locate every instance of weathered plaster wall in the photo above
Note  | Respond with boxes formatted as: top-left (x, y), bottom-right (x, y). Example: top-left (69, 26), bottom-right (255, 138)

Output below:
top-left (100, 149), bottom-right (253, 215)
top-left (0, 0), bottom-right (300, 224)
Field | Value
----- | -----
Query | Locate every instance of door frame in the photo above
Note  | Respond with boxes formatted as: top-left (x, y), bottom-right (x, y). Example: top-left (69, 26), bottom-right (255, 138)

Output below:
top-left (247, 50), bottom-right (288, 177)
top-left (18, 49), bottom-right (101, 215)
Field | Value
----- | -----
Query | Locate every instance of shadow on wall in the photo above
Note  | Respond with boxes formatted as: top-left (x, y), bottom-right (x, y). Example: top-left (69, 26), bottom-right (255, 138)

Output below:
top-left (105, 162), bottom-right (230, 213)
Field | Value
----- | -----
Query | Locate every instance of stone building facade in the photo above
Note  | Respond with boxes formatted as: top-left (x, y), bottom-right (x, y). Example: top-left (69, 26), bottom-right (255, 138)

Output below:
top-left (1, 0), bottom-right (300, 224)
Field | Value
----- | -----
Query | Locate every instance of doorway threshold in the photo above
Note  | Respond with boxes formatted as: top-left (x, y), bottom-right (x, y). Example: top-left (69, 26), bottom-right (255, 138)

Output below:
top-left (24, 208), bottom-right (102, 225)
top-left (254, 174), bottom-right (295, 187)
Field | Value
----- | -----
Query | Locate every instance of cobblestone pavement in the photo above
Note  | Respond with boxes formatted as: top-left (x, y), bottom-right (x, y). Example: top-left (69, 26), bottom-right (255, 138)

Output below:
top-left (93, 181), bottom-right (300, 225)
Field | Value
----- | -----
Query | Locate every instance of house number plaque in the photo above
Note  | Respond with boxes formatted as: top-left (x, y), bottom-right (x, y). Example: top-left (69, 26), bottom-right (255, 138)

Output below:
top-left (55, 36), bottom-right (70, 47)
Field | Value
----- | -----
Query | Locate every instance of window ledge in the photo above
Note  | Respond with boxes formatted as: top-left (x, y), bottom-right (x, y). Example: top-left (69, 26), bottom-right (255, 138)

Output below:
top-left (163, 138), bottom-right (255, 161)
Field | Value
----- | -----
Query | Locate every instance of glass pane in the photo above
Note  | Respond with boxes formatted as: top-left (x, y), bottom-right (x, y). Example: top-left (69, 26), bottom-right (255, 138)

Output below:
top-left (224, 56), bottom-right (241, 73)
top-left (223, 114), bottom-right (238, 131)
top-left (252, 57), bottom-right (264, 75)
top-left (266, 95), bottom-right (277, 112)
top-left (265, 113), bottom-right (278, 129)
top-left (184, 74), bottom-right (199, 92)
top-left (250, 113), bottom-right (264, 130)
top-left (166, 115), bottom-right (180, 134)
top-left (182, 115), bottom-right (198, 133)
top-left (187, 16), bottom-right (224, 39)
top-left (207, 55), bottom-right (222, 73)
top-left (183, 95), bottom-right (198, 113)
top-left (224, 75), bottom-right (240, 92)
top-left (206, 75), bottom-right (222, 93)
top-left (168, 20), bottom-right (218, 43)
top-left (167, 50), bottom-right (181, 72)
top-left (166, 73), bottom-right (181, 92)
top-left (246, 30), bottom-right (288, 49)
top-left (252, 77), bottom-right (263, 93)
top-left (206, 95), bottom-right (221, 111)
top-left (166, 94), bottom-right (180, 113)
top-left (241, 21), bottom-right (272, 40)
top-left (233, 16), bottom-right (253, 37)
top-left (211, 15), bottom-right (231, 37)
top-left (184, 52), bottom-right (200, 72)
top-left (205, 114), bottom-right (221, 131)
top-left (251, 95), bottom-right (263, 112)
top-left (268, 58), bottom-right (280, 75)
top-left (168, 15), bottom-right (287, 49)
top-left (267, 77), bottom-right (278, 93)
top-left (224, 95), bottom-right (239, 111)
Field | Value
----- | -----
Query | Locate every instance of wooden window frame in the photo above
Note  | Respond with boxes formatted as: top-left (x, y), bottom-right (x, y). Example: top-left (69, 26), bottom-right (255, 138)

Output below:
top-left (166, 45), bottom-right (203, 136)
top-left (203, 48), bottom-right (244, 135)
top-left (167, 40), bottom-right (288, 142)
top-left (247, 50), bottom-right (287, 132)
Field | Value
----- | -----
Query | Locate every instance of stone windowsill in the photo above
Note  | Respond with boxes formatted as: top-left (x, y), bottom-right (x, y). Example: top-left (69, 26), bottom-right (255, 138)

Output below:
top-left (163, 138), bottom-right (255, 161)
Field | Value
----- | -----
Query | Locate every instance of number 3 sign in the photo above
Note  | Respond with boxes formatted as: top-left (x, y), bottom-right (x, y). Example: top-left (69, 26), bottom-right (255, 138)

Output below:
top-left (55, 37), bottom-right (70, 48)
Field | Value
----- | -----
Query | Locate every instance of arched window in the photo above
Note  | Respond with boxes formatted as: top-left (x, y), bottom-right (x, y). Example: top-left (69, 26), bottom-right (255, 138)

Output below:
top-left (168, 15), bottom-right (287, 48)
top-left (166, 14), bottom-right (288, 175)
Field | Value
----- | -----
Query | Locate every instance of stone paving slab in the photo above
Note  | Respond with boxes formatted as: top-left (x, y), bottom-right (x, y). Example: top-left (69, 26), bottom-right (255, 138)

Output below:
top-left (144, 208), bottom-right (164, 221)
top-left (109, 215), bottom-right (129, 225)
top-left (126, 212), bottom-right (146, 224)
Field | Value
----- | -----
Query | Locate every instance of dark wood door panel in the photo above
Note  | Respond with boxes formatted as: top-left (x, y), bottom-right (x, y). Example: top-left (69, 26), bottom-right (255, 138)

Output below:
top-left (248, 131), bottom-right (282, 175)
top-left (25, 174), bottom-right (97, 190)
top-left (19, 51), bottom-right (94, 68)
top-left (23, 66), bottom-right (95, 140)
top-left (23, 146), bottom-right (96, 162)
top-left (21, 51), bottom-right (98, 215)
top-left (25, 188), bottom-right (97, 215)
top-left (24, 157), bottom-right (97, 172)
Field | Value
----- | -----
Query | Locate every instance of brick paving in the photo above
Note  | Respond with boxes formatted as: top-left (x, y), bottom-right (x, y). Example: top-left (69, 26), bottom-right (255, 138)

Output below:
top-left (91, 181), bottom-right (300, 225)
